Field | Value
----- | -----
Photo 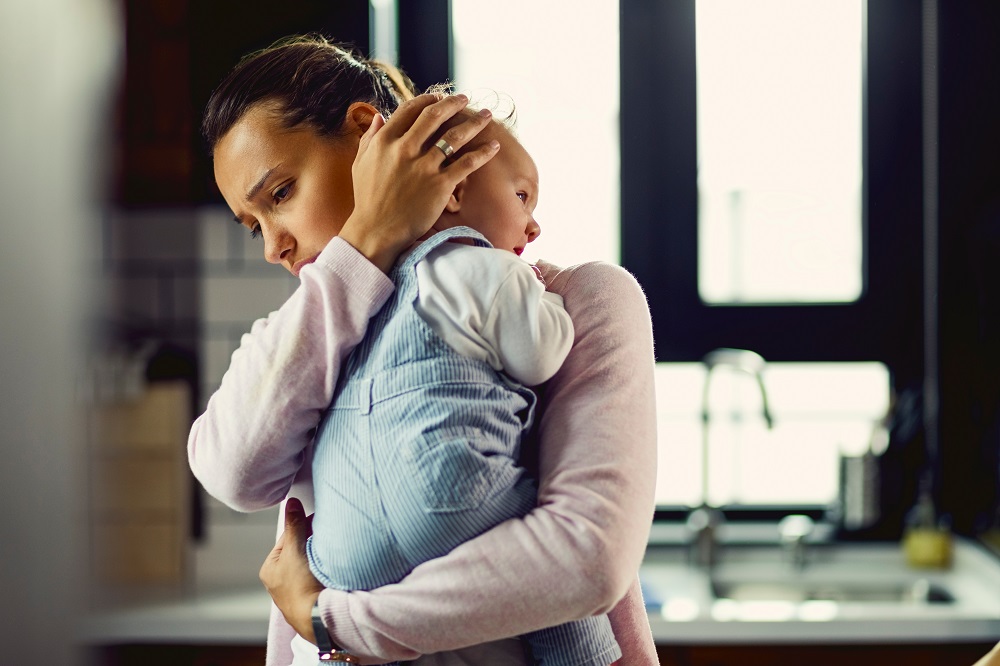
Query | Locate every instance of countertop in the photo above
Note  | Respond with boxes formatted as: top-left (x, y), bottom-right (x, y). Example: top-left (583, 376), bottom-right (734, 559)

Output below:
top-left (80, 585), bottom-right (272, 644)
top-left (78, 531), bottom-right (1000, 647)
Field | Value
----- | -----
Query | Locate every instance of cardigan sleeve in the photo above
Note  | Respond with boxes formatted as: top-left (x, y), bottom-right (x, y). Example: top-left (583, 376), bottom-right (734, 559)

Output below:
top-left (187, 237), bottom-right (394, 512)
top-left (313, 260), bottom-right (658, 661)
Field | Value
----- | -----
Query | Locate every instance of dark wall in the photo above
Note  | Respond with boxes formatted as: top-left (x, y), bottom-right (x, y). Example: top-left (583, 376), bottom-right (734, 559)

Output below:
top-left (115, 0), bottom-right (370, 207)
top-left (937, 3), bottom-right (1000, 532)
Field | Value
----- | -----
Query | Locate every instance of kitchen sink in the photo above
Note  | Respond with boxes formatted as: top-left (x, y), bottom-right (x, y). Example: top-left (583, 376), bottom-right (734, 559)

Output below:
top-left (712, 578), bottom-right (954, 605)
top-left (639, 531), bottom-right (1000, 642)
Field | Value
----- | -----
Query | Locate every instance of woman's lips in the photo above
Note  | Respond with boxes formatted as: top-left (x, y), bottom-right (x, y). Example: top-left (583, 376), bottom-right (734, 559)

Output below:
top-left (292, 255), bottom-right (319, 277)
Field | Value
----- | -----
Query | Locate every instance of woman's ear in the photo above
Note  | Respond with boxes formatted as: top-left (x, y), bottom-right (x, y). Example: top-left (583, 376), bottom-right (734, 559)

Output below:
top-left (345, 102), bottom-right (380, 135)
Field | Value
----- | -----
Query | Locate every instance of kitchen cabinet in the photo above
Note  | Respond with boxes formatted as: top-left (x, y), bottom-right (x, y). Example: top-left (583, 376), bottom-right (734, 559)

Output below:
top-left (87, 644), bottom-right (265, 666)
top-left (88, 641), bottom-right (997, 665)
top-left (87, 381), bottom-right (192, 584)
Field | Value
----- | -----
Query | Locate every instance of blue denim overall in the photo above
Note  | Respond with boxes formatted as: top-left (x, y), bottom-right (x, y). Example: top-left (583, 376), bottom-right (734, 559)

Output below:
top-left (307, 227), bottom-right (621, 666)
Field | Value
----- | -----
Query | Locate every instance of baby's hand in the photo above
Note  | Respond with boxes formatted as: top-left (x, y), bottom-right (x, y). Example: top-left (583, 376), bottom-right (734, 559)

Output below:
top-left (531, 264), bottom-right (546, 286)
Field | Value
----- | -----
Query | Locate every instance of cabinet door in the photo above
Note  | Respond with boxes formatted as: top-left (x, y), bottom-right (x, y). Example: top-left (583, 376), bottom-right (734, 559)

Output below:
top-left (88, 644), bottom-right (266, 666)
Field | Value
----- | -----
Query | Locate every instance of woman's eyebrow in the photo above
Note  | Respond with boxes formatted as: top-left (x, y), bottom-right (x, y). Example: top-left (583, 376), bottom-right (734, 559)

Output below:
top-left (245, 166), bottom-right (278, 201)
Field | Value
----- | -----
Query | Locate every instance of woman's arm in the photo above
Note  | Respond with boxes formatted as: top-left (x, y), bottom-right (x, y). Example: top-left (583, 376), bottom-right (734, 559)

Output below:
top-left (188, 238), bottom-right (394, 511)
top-left (189, 94), bottom-right (499, 512)
top-left (310, 261), bottom-right (658, 659)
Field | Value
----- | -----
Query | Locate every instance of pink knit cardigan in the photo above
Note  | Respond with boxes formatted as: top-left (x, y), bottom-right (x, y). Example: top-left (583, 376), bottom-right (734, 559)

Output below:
top-left (188, 238), bottom-right (659, 664)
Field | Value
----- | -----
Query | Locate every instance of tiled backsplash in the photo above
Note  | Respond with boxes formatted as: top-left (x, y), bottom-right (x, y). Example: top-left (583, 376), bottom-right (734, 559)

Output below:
top-left (101, 206), bottom-right (298, 587)
top-left (197, 206), bottom-right (298, 586)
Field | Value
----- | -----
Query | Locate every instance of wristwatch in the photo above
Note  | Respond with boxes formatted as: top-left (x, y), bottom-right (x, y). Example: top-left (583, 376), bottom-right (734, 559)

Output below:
top-left (312, 603), bottom-right (360, 663)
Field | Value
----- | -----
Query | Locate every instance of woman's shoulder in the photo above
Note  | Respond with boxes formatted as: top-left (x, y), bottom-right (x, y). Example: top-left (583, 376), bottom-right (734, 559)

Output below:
top-left (535, 259), bottom-right (648, 308)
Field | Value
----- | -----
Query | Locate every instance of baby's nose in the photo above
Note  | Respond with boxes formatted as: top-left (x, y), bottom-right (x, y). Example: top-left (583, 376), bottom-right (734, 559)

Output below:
top-left (526, 219), bottom-right (541, 242)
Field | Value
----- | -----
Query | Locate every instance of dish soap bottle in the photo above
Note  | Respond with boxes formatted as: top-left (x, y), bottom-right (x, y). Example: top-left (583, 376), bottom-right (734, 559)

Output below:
top-left (902, 480), bottom-right (952, 569)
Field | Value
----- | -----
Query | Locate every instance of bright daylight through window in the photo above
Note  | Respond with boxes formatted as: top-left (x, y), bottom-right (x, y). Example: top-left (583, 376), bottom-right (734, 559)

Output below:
top-left (697, 0), bottom-right (864, 304)
top-left (447, 0), bottom-right (885, 509)
top-left (451, 0), bottom-right (620, 268)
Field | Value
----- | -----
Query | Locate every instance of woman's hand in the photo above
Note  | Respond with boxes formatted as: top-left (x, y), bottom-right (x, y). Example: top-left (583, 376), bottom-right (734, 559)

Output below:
top-left (259, 497), bottom-right (324, 644)
top-left (338, 93), bottom-right (500, 273)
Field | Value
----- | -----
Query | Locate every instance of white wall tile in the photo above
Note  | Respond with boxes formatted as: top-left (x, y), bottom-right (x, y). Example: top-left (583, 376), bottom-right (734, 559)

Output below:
top-left (192, 513), bottom-right (279, 588)
top-left (109, 208), bottom-right (200, 263)
top-left (117, 276), bottom-right (161, 322)
top-left (201, 275), bottom-right (289, 325)
top-left (198, 206), bottom-right (232, 264)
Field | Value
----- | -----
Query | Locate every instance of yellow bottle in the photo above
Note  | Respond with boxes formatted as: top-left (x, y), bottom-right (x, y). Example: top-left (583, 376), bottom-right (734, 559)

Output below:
top-left (902, 490), bottom-right (952, 569)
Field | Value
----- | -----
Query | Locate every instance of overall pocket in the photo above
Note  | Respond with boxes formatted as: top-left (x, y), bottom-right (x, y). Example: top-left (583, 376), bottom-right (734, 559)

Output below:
top-left (404, 425), bottom-right (503, 513)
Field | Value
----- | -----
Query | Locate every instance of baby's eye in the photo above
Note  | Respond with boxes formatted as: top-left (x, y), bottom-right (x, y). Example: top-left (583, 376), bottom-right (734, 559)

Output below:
top-left (273, 184), bottom-right (292, 203)
top-left (516, 192), bottom-right (528, 203)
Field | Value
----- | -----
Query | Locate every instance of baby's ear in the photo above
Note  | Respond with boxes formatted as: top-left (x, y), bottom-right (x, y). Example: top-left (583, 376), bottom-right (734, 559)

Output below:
top-left (444, 178), bottom-right (467, 213)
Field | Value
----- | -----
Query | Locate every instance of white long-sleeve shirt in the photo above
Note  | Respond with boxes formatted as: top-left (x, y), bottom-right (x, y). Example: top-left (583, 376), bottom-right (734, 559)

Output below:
top-left (414, 242), bottom-right (573, 387)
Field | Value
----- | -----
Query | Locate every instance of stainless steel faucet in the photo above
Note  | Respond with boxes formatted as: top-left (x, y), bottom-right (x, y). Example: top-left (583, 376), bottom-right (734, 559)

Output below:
top-left (778, 514), bottom-right (816, 570)
top-left (687, 348), bottom-right (774, 568)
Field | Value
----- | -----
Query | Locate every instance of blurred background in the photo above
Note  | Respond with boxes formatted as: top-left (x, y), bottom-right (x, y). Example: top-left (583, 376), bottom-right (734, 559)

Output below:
top-left (1, 1), bottom-right (999, 664)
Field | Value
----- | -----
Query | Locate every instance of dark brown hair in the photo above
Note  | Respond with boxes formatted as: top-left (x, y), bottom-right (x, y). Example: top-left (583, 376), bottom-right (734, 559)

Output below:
top-left (201, 34), bottom-right (419, 153)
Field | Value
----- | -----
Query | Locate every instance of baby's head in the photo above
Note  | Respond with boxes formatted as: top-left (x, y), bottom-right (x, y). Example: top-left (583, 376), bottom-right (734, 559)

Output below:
top-left (431, 108), bottom-right (541, 257)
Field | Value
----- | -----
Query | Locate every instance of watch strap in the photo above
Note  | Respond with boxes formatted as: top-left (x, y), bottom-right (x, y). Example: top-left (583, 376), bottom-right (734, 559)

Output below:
top-left (312, 606), bottom-right (360, 663)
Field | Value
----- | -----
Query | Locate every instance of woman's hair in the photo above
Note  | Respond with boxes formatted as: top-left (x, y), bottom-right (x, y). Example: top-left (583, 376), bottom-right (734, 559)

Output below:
top-left (202, 34), bottom-right (419, 153)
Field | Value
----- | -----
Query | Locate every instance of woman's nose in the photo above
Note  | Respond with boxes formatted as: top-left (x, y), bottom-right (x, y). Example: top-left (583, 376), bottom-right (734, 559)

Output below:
top-left (526, 218), bottom-right (541, 243)
top-left (263, 225), bottom-right (294, 265)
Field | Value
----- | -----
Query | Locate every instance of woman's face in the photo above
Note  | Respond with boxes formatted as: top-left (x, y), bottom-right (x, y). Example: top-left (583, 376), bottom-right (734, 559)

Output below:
top-left (214, 103), bottom-right (357, 276)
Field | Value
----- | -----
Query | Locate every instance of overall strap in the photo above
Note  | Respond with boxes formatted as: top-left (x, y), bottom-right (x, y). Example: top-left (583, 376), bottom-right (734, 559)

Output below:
top-left (397, 226), bottom-right (492, 273)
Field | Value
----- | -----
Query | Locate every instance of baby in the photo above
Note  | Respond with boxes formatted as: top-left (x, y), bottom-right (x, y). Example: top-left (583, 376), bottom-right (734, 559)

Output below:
top-left (300, 113), bottom-right (620, 665)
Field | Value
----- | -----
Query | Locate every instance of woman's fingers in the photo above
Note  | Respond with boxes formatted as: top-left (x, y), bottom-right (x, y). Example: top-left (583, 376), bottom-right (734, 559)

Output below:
top-left (357, 111), bottom-right (385, 153)
top-left (404, 93), bottom-right (472, 146)
top-left (392, 94), bottom-right (492, 154)
top-left (442, 135), bottom-right (502, 182)
top-left (375, 92), bottom-right (493, 164)
top-left (378, 92), bottom-right (446, 139)
top-left (429, 107), bottom-right (495, 162)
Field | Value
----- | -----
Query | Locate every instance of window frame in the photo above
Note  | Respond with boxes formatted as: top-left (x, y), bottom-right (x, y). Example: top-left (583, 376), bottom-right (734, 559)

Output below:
top-left (620, 0), bottom-right (925, 389)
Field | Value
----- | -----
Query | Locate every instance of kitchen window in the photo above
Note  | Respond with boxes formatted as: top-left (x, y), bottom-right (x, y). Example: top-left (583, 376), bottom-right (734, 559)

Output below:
top-left (696, 0), bottom-right (864, 305)
top-left (402, 0), bottom-right (924, 511)
top-left (621, 0), bottom-right (925, 512)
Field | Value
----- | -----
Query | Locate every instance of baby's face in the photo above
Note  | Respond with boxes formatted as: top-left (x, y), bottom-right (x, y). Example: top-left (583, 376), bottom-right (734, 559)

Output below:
top-left (438, 121), bottom-right (541, 256)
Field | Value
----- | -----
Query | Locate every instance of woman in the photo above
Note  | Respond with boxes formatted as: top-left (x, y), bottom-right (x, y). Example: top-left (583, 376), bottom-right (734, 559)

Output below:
top-left (190, 36), bottom-right (659, 664)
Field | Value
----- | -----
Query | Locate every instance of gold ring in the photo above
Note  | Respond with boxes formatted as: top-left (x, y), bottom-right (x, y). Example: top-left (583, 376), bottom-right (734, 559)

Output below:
top-left (434, 138), bottom-right (455, 158)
